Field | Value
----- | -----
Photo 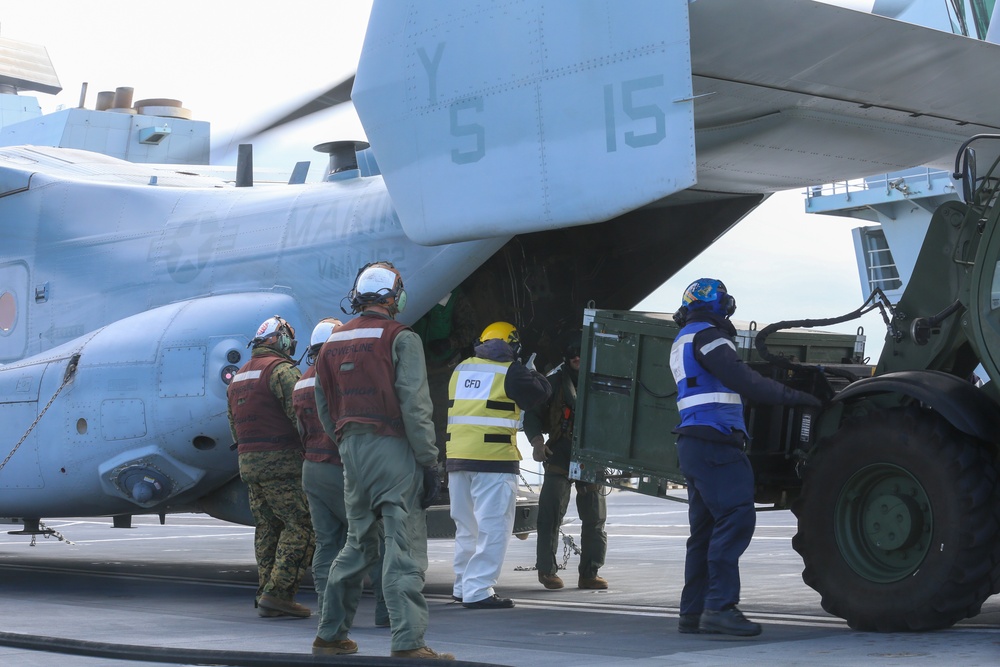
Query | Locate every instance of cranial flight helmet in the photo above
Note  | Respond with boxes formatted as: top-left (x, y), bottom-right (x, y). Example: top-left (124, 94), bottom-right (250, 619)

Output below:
top-left (674, 278), bottom-right (736, 325)
top-left (251, 315), bottom-right (297, 356)
top-left (307, 317), bottom-right (342, 364)
top-left (344, 261), bottom-right (407, 315)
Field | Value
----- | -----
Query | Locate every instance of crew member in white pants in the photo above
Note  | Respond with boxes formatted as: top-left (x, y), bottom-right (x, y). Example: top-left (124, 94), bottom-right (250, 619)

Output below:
top-left (446, 322), bottom-right (551, 609)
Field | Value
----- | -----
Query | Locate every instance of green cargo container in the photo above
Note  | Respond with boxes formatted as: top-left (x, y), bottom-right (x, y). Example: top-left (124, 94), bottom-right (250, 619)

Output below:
top-left (570, 309), bottom-right (868, 503)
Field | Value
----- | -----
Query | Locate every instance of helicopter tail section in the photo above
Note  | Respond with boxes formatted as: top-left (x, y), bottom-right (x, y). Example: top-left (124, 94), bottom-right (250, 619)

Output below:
top-left (352, 0), bottom-right (696, 245)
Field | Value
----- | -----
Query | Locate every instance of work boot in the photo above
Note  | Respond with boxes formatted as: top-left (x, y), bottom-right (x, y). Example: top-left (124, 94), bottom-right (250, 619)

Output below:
top-left (538, 572), bottom-right (564, 590)
top-left (678, 614), bottom-right (699, 634)
top-left (699, 607), bottom-right (762, 637)
top-left (678, 613), bottom-right (718, 634)
top-left (462, 594), bottom-right (515, 609)
top-left (390, 646), bottom-right (455, 660)
top-left (258, 593), bottom-right (311, 618)
top-left (312, 637), bottom-right (359, 655)
top-left (578, 575), bottom-right (608, 590)
top-left (257, 606), bottom-right (286, 618)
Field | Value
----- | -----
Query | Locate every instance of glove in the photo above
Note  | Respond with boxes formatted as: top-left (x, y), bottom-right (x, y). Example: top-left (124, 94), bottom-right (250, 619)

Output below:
top-left (420, 466), bottom-right (442, 509)
top-left (796, 392), bottom-right (823, 409)
top-left (782, 384), bottom-right (822, 409)
top-left (530, 436), bottom-right (552, 463)
top-left (524, 352), bottom-right (537, 372)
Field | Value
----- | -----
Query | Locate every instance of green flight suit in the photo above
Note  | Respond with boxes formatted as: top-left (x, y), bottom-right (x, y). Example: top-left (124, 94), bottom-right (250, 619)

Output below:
top-left (315, 314), bottom-right (439, 652)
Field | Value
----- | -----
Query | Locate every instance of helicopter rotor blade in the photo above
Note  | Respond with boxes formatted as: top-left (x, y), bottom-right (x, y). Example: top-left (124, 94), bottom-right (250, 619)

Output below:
top-left (257, 74), bottom-right (356, 135)
top-left (214, 74), bottom-right (356, 159)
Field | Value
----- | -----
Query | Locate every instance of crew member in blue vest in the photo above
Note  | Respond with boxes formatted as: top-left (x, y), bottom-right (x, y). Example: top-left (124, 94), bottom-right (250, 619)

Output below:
top-left (669, 279), bottom-right (820, 637)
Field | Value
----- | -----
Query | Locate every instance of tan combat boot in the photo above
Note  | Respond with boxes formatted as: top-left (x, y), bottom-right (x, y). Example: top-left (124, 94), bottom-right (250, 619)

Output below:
top-left (312, 637), bottom-right (359, 655)
top-left (390, 646), bottom-right (455, 660)
top-left (578, 575), bottom-right (608, 590)
top-left (258, 593), bottom-right (311, 618)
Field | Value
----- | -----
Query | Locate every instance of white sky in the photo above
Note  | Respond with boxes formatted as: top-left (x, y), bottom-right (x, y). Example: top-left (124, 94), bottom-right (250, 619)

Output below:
top-left (1, 0), bottom-right (890, 361)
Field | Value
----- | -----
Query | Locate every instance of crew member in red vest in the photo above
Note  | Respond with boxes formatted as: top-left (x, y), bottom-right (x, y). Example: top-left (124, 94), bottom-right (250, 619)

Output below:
top-left (296, 317), bottom-right (387, 628)
top-left (309, 262), bottom-right (453, 661)
top-left (227, 315), bottom-right (315, 619)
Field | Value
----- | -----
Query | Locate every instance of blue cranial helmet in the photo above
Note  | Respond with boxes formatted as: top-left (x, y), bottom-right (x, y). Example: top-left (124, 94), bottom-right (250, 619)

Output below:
top-left (680, 278), bottom-right (736, 317)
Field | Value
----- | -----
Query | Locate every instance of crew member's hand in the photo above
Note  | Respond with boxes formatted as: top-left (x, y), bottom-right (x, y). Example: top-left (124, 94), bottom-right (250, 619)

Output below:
top-left (420, 466), bottom-right (442, 509)
top-left (530, 436), bottom-right (552, 462)
top-left (797, 392), bottom-right (822, 409)
top-left (783, 385), bottom-right (823, 409)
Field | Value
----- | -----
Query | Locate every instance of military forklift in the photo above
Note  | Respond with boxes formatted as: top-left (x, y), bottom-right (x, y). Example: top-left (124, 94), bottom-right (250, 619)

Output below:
top-left (570, 136), bottom-right (1000, 632)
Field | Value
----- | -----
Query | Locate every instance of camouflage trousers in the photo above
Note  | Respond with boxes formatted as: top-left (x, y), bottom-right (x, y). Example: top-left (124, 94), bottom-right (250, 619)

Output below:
top-left (239, 450), bottom-right (315, 603)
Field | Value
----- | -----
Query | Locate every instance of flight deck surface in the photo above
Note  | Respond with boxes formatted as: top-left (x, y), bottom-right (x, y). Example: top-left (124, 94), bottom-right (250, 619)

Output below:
top-left (0, 492), bottom-right (996, 666)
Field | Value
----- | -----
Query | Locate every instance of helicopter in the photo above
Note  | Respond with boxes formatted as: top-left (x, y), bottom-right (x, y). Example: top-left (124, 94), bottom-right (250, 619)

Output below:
top-left (2, 0), bottom-right (1000, 534)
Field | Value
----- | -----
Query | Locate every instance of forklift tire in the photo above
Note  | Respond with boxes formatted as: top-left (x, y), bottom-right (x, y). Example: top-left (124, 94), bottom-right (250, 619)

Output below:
top-left (791, 406), bottom-right (1000, 631)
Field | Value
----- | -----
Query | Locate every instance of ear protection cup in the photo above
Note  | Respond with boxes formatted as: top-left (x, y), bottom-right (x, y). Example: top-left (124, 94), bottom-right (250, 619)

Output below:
top-left (721, 294), bottom-right (736, 317)
top-left (680, 279), bottom-right (736, 318)
top-left (348, 261), bottom-right (405, 314)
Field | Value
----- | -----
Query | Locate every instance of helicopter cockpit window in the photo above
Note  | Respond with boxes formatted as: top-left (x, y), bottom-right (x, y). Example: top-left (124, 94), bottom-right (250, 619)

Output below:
top-left (0, 291), bottom-right (15, 333)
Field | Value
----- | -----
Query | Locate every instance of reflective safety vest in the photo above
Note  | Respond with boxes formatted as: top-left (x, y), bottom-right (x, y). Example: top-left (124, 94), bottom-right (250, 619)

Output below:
top-left (669, 320), bottom-right (747, 435)
top-left (314, 316), bottom-right (408, 439)
top-left (228, 354), bottom-right (301, 454)
top-left (447, 358), bottom-right (521, 461)
top-left (293, 366), bottom-right (341, 465)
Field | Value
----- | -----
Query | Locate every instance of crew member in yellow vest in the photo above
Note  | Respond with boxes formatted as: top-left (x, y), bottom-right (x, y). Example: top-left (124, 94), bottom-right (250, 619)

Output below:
top-left (447, 322), bottom-right (551, 609)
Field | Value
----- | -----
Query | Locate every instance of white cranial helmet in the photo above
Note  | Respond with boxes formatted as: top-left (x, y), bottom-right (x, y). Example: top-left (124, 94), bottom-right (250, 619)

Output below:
top-left (347, 261), bottom-right (407, 314)
top-left (310, 318), bottom-right (343, 348)
top-left (250, 315), bottom-right (297, 355)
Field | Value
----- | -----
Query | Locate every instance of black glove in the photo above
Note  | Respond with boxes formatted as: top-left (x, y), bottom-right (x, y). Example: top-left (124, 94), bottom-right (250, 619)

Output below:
top-left (420, 466), bottom-right (442, 509)
top-left (796, 392), bottom-right (823, 409)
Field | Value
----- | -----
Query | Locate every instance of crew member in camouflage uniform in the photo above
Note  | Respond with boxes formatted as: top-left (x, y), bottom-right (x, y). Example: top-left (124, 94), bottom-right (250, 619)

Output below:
top-left (296, 317), bottom-right (387, 628)
top-left (227, 315), bottom-right (315, 619)
top-left (310, 262), bottom-right (454, 660)
top-left (524, 332), bottom-right (608, 591)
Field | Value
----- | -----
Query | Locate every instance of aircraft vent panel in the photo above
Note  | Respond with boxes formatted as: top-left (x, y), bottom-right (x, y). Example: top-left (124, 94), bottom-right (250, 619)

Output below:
top-left (100, 398), bottom-right (147, 441)
top-left (158, 346), bottom-right (206, 398)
